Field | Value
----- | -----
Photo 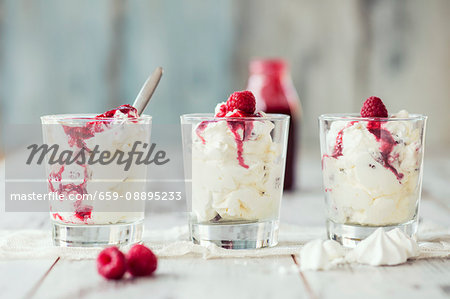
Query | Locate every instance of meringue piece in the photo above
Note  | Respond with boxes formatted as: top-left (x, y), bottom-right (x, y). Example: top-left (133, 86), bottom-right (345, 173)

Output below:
top-left (387, 228), bottom-right (420, 257)
top-left (347, 228), bottom-right (417, 266)
top-left (300, 239), bottom-right (345, 271)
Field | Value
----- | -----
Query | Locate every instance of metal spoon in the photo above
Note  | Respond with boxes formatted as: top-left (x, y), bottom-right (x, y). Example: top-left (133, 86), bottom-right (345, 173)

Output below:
top-left (132, 67), bottom-right (163, 115)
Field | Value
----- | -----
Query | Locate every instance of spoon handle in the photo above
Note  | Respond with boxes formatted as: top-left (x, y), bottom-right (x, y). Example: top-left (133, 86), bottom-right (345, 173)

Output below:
top-left (133, 67), bottom-right (163, 115)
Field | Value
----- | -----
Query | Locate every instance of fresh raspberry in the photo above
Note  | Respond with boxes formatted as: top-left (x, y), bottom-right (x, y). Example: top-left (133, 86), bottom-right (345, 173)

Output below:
top-left (226, 91), bottom-right (256, 114)
top-left (97, 247), bottom-right (127, 280)
top-left (360, 96), bottom-right (388, 118)
top-left (126, 244), bottom-right (158, 277)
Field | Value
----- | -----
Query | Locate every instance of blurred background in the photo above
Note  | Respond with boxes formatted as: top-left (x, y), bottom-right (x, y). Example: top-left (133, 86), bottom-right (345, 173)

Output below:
top-left (0, 0), bottom-right (449, 193)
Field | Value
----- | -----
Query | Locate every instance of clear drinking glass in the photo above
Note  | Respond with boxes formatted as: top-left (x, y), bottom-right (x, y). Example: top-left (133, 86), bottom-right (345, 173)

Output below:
top-left (181, 113), bottom-right (289, 249)
top-left (41, 114), bottom-right (151, 247)
top-left (319, 113), bottom-right (427, 247)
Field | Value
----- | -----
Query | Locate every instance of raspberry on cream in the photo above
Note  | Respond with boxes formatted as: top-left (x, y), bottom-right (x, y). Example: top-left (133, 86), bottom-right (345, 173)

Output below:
top-left (360, 96), bottom-right (388, 118)
top-left (190, 91), bottom-right (284, 223)
top-left (320, 97), bottom-right (426, 237)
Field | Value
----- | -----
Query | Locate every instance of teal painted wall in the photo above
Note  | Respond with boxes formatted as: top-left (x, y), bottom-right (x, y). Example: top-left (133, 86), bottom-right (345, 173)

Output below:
top-left (1, 0), bottom-right (449, 148)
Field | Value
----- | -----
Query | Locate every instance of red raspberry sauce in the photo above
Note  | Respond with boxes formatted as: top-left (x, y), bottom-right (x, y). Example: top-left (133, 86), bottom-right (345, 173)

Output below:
top-left (325, 120), bottom-right (404, 181)
top-left (367, 121), bottom-right (404, 180)
top-left (49, 105), bottom-right (137, 223)
top-left (195, 114), bottom-right (259, 169)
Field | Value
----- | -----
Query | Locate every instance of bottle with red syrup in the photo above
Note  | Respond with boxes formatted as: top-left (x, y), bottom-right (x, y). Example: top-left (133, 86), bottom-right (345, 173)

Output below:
top-left (246, 59), bottom-right (301, 190)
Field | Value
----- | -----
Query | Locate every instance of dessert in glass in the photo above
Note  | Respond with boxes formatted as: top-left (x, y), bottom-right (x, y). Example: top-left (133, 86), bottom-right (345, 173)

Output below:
top-left (319, 97), bottom-right (427, 247)
top-left (41, 105), bottom-right (151, 246)
top-left (181, 91), bottom-right (289, 249)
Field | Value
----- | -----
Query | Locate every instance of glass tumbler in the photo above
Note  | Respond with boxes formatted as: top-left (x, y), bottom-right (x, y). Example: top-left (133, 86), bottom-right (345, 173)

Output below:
top-left (181, 114), bottom-right (289, 249)
top-left (41, 114), bottom-right (151, 247)
top-left (319, 114), bottom-right (427, 247)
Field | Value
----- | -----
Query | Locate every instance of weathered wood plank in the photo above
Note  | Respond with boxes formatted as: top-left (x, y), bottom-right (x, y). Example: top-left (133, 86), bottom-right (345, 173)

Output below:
top-left (33, 257), bottom-right (307, 299)
top-left (0, 259), bottom-right (58, 299)
top-left (299, 258), bottom-right (450, 299)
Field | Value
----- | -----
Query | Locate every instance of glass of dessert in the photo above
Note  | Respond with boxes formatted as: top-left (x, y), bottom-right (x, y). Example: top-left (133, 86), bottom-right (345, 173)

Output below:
top-left (181, 91), bottom-right (290, 249)
top-left (319, 97), bottom-right (427, 247)
top-left (41, 105), bottom-right (152, 247)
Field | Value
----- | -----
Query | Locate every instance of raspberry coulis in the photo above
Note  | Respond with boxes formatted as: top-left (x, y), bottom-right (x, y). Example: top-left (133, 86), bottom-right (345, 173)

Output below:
top-left (73, 200), bottom-right (93, 221)
top-left (49, 105), bottom-right (137, 223)
top-left (196, 114), bottom-right (258, 169)
top-left (195, 92), bottom-right (260, 169)
top-left (96, 104), bottom-right (137, 119)
top-left (63, 104), bottom-right (138, 149)
top-left (52, 213), bottom-right (64, 221)
top-left (327, 119), bottom-right (404, 181)
top-left (195, 121), bottom-right (209, 145)
top-left (331, 121), bottom-right (357, 158)
top-left (325, 96), bottom-right (405, 180)
top-left (226, 119), bottom-right (255, 169)
top-left (367, 121), bottom-right (404, 180)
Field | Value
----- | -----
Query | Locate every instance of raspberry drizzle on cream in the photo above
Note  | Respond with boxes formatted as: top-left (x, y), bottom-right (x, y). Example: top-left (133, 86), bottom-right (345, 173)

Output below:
top-left (195, 91), bottom-right (260, 169)
top-left (367, 121), bottom-right (404, 180)
top-left (49, 104), bottom-right (138, 223)
top-left (328, 97), bottom-right (404, 181)
top-left (331, 121), bottom-right (357, 158)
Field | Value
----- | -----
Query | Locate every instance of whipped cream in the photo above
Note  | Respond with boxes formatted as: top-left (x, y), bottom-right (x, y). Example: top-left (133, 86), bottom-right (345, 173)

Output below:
top-left (322, 110), bottom-right (423, 225)
top-left (300, 239), bottom-right (345, 270)
top-left (346, 228), bottom-right (419, 266)
top-left (43, 106), bottom-right (150, 225)
top-left (191, 105), bottom-right (283, 222)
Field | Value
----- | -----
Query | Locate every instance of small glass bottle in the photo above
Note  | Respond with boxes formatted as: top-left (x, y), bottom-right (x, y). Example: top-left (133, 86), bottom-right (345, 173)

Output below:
top-left (246, 59), bottom-right (301, 190)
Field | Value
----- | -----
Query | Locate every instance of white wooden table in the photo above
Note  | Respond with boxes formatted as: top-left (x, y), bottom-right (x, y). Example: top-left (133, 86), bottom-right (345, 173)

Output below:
top-left (1, 152), bottom-right (449, 299)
